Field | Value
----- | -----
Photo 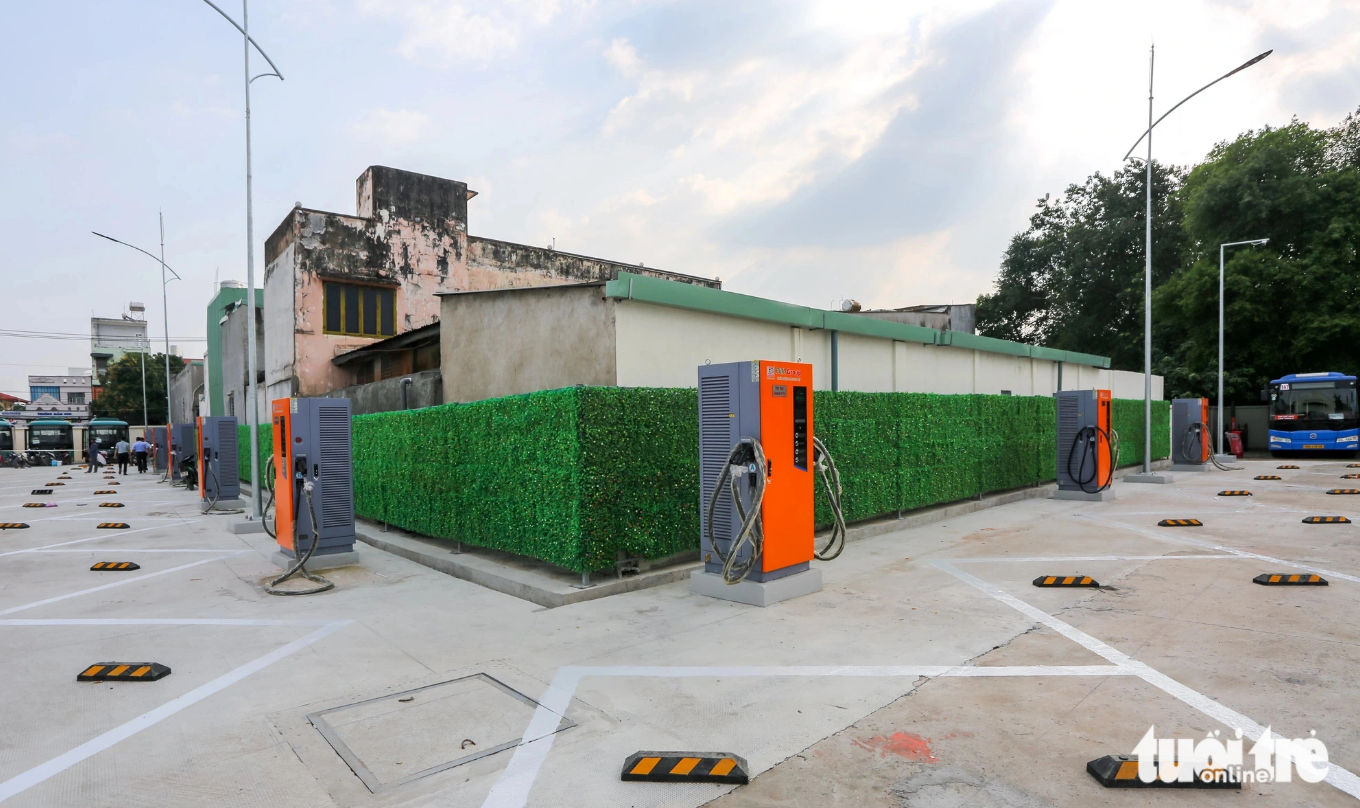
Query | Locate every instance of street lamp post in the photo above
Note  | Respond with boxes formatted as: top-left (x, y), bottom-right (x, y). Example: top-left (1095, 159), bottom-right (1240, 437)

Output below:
top-left (199, 0), bottom-right (283, 522)
top-left (1218, 239), bottom-right (1269, 456)
top-left (139, 335), bottom-right (149, 431)
top-left (91, 231), bottom-right (181, 431)
top-left (1121, 46), bottom-right (1271, 483)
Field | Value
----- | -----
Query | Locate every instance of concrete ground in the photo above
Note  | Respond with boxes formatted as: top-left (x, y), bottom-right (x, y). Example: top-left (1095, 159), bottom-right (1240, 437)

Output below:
top-left (0, 457), bottom-right (1357, 807)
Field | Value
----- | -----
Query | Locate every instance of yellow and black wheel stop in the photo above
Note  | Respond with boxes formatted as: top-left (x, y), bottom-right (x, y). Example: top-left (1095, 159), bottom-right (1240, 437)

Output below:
top-left (97, 522), bottom-right (131, 529)
top-left (30, 489), bottom-right (52, 496)
top-left (1254, 475), bottom-right (1282, 480)
top-left (1278, 464), bottom-right (1300, 469)
top-left (1217, 490), bottom-right (1252, 496)
top-left (1087, 754), bottom-right (1240, 789)
top-left (91, 561), bottom-right (141, 571)
top-left (1157, 519), bottom-right (1202, 527)
top-left (621, 752), bottom-right (749, 784)
top-left (1326, 489), bottom-right (1360, 495)
top-left (77, 662), bottom-right (170, 682)
top-left (1254, 573), bottom-right (1327, 586)
top-left (1302, 516), bottom-right (1350, 523)
top-left (22, 503), bottom-right (48, 508)
top-left (98, 502), bottom-right (124, 508)
top-left (0, 523), bottom-right (30, 530)
top-left (1342, 474), bottom-right (1360, 479)
top-left (94, 490), bottom-right (117, 495)
top-left (44, 482), bottom-right (64, 486)
top-left (1033, 575), bottom-right (1098, 587)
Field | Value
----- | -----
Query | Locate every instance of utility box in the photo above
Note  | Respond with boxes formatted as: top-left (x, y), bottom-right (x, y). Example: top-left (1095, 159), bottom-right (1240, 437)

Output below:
top-left (1055, 389), bottom-right (1115, 501)
top-left (1171, 397), bottom-right (1210, 470)
top-left (170, 422), bottom-right (197, 481)
top-left (270, 397), bottom-right (357, 563)
top-left (197, 415), bottom-right (240, 506)
top-left (693, 360), bottom-right (820, 606)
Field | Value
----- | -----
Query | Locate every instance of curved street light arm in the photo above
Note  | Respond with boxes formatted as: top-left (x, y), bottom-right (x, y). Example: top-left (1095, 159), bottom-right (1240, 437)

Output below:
top-left (1123, 50), bottom-right (1271, 161)
top-left (198, 0), bottom-right (285, 80)
top-left (250, 71), bottom-right (282, 84)
top-left (91, 231), bottom-right (183, 281)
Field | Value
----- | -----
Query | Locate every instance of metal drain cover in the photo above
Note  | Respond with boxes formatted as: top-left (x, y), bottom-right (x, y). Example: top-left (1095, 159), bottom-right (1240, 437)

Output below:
top-left (308, 673), bottom-right (574, 793)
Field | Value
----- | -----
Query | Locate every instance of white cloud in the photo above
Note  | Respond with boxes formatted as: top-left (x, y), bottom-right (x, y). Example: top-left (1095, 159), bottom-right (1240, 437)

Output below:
top-left (351, 108), bottom-right (430, 146)
top-left (358, 0), bottom-right (583, 64)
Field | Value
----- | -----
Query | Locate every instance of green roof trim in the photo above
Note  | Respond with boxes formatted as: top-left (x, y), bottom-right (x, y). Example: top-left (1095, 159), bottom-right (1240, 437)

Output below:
top-left (606, 272), bottom-right (1111, 368)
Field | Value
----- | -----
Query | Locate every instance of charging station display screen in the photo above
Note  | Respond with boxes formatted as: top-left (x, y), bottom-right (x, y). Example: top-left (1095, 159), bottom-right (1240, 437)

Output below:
top-left (793, 386), bottom-right (808, 470)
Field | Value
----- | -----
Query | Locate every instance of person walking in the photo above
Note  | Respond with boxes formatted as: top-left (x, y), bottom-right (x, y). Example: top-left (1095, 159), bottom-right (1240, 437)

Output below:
top-left (85, 440), bottom-right (101, 473)
top-left (132, 436), bottom-right (150, 473)
top-left (115, 438), bottom-right (131, 475)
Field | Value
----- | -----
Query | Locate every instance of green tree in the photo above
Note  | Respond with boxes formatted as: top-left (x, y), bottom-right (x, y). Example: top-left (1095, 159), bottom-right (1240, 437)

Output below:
top-left (977, 106), bottom-right (1360, 404)
top-left (91, 352), bottom-right (183, 425)
top-left (975, 161), bottom-right (1187, 370)
top-left (1157, 116), bottom-right (1360, 402)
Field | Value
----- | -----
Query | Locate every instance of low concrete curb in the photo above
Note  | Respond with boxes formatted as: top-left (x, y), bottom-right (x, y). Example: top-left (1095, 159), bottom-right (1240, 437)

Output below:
top-left (277, 458), bottom-right (1172, 608)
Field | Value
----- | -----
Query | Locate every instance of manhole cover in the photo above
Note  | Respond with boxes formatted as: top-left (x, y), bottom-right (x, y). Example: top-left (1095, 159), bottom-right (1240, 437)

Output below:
top-left (308, 673), bottom-right (574, 793)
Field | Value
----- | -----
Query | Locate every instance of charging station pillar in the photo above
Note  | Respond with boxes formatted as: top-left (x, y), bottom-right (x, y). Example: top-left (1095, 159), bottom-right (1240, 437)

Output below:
top-left (1054, 389), bottom-right (1118, 501)
top-left (170, 422), bottom-right (196, 482)
top-left (197, 416), bottom-right (241, 509)
top-left (1170, 397), bottom-right (1211, 471)
top-left (691, 360), bottom-right (822, 607)
top-left (269, 397), bottom-right (359, 570)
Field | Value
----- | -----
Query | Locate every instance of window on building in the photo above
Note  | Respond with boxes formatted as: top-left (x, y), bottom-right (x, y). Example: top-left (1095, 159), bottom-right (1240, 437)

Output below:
top-left (324, 282), bottom-right (395, 337)
top-left (66, 392), bottom-right (85, 405)
top-left (30, 386), bottom-right (59, 401)
top-left (227, 392), bottom-right (235, 416)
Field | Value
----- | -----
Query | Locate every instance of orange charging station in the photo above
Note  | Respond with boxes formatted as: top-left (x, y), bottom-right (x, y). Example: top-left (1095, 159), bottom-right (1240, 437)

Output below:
top-left (695, 360), bottom-right (844, 603)
top-left (270, 398), bottom-right (296, 550)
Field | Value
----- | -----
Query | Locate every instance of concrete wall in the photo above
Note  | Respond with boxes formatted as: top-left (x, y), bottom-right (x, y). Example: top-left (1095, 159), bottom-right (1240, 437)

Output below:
top-left (1209, 404), bottom-right (1269, 451)
top-left (441, 285), bottom-right (617, 403)
top-left (322, 369), bottom-right (443, 415)
top-left (220, 302), bottom-right (266, 424)
top-left (169, 361), bottom-right (204, 424)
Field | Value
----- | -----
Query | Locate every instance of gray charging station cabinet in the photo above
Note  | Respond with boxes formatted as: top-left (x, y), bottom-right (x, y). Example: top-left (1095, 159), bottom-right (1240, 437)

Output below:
top-left (199, 415), bottom-right (240, 505)
top-left (170, 422), bottom-right (196, 481)
top-left (1171, 398), bottom-right (1209, 469)
top-left (284, 397), bottom-right (356, 559)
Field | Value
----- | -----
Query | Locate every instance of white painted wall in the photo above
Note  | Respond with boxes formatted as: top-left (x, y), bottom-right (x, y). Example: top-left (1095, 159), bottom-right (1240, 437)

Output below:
top-left (613, 300), bottom-right (1165, 399)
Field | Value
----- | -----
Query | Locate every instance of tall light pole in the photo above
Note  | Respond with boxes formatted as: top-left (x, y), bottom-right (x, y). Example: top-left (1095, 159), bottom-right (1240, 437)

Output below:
top-left (139, 334), bottom-right (149, 431)
top-left (91, 231), bottom-right (181, 431)
top-left (1218, 238), bottom-right (1269, 456)
top-left (200, 0), bottom-right (283, 521)
top-left (1121, 46), bottom-right (1271, 482)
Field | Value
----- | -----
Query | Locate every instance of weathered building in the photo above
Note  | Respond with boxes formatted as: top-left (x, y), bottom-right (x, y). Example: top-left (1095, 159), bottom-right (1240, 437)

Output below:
top-left (204, 281), bottom-right (263, 417)
top-left (852, 303), bottom-right (976, 334)
top-left (90, 313), bottom-right (149, 383)
top-left (219, 297), bottom-right (265, 422)
top-left (169, 359), bottom-right (204, 424)
top-left (262, 165), bottom-right (718, 402)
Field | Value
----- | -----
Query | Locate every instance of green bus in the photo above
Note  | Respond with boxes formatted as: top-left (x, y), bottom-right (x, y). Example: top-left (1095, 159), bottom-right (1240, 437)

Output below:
top-left (26, 418), bottom-right (75, 464)
top-left (86, 418), bottom-right (130, 452)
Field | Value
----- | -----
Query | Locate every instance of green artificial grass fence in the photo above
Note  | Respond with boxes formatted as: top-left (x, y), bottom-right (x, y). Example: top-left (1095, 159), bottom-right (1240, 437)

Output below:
top-left (241, 389), bottom-right (1169, 573)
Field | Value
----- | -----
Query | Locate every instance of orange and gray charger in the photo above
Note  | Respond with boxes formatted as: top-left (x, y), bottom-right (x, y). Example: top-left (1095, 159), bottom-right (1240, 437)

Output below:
top-left (695, 360), bottom-right (845, 601)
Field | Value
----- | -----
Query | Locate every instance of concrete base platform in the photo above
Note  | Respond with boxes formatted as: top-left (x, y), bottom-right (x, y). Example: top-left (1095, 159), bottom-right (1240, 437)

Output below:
top-left (1124, 472), bottom-right (1175, 484)
top-left (229, 519), bottom-right (267, 534)
top-left (1170, 463), bottom-right (1209, 472)
top-left (1052, 487), bottom-right (1115, 501)
top-left (200, 497), bottom-right (242, 513)
top-left (1214, 453), bottom-right (1240, 465)
top-left (689, 568), bottom-right (823, 607)
top-left (271, 549), bottom-right (360, 571)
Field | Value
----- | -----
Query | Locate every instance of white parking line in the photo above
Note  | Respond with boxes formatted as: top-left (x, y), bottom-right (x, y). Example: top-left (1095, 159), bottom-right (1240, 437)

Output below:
top-left (950, 555), bottom-right (1240, 563)
top-left (0, 619), bottom-right (351, 803)
top-left (0, 521), bottom-right (202, 558)
top-left (481, 663), bottom-right (1135, 808)
top-left (1080, 514), bottom-right (1360, 584)
top-left (0, 553), bottom-right (248, 616)
top-left (931, 560), bottom-right (1360, 800)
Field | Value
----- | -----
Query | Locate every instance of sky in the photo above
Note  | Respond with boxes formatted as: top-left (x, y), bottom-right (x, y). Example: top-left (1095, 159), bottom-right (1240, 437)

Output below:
top-left (2, 0), bottom-right (1358, 399)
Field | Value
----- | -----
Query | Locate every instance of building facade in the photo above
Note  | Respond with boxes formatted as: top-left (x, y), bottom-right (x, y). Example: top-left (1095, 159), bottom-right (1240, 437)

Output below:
top-left (90, 313), bottom-right (149, 383)
top-left (261, 165), bottom-right (720, 402)
top-left (203, 281), bottom-right (263, 417)
top-left (16, 373), bottom-right (94, 422)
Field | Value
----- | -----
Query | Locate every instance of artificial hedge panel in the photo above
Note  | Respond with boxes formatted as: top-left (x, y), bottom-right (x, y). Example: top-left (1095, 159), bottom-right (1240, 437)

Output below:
top-left (241, 389), bottom-right (1170, 574)
top-left (236, 423), bottom-right (273, 485)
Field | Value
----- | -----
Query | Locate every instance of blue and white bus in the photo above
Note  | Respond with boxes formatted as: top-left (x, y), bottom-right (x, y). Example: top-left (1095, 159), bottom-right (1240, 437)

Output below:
top-left (1267, 372), bottom-right (1359, 456)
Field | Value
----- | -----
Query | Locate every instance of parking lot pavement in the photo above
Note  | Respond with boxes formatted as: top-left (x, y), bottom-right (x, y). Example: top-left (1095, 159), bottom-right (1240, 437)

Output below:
top-left (1, 458), bottom-right (1357, 807)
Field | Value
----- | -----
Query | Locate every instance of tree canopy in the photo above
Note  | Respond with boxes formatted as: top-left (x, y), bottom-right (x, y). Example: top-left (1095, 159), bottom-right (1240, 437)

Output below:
top-left (977, 107), bottom-right (1360, 404)
top-left (90, 352), bottom-right (184, 425)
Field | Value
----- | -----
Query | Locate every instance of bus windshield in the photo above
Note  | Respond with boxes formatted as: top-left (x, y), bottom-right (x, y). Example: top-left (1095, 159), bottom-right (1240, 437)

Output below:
top-left (1272, 381), bottom-right (1358, 420)
top-left (29, 428), bottom-right (71, 448)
